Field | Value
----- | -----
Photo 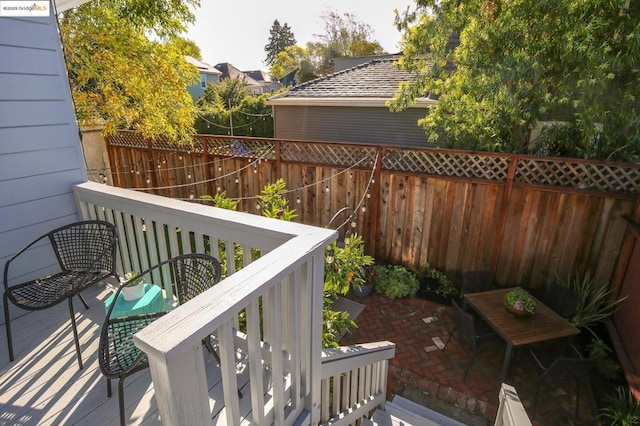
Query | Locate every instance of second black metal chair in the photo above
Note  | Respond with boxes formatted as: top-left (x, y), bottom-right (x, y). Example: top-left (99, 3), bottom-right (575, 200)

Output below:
top-left (461, 270), bottom-right (494, 294)
top-left (98, 253), bottom-right (222, 426)
top-left (529, 343), bottom-right (595, 419)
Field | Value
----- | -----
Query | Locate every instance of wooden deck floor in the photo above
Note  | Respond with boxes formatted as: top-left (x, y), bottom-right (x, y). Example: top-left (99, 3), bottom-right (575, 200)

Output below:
top-left (0, 285), bottom-right (260, 426)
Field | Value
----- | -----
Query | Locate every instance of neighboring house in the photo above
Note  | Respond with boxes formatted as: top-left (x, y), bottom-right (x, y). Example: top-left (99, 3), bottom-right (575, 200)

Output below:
top-left (185, 55), bottom-right (222, 100)
top-left (214, 62), bottom-right (276, 95)
top-left (244, 70), bottom-right (282, 93)
top-left (266, 58), bottom-right (437, 147)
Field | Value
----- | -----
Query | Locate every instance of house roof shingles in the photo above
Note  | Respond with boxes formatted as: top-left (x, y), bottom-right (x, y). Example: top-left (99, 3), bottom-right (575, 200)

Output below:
top-left (280, 59), bottom-right (422, 99)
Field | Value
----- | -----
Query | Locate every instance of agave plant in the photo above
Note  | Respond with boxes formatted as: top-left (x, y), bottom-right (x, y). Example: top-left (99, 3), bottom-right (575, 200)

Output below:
top-left (558, 272), bottom-right (627, 331)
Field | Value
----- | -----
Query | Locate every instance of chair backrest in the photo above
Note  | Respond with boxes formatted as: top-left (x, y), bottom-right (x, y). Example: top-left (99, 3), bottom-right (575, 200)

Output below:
top-left (462, 270), bottom-right (493, 294)
top-left (543, 281), bottom-right (580, 319)
top-left (543, 352), bottom-right (595, 383)
top-left (49, 220), bottom-right (118, 274)
top-left (452, 300), bottom-right (479, 350)
top-left (172, 254), bottom-right (223, 304)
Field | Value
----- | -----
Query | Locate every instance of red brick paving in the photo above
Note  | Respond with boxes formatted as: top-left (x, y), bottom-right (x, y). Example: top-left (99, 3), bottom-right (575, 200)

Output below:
top-left (339, 294), bottom-right (599, 425)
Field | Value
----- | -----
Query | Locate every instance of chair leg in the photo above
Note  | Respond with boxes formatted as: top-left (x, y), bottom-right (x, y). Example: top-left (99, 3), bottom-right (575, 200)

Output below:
top-left (532, 382), bottom-right (541, 419)
top-left (575, 380), bottom-right (580, 419)
top-left (3, 293), bottom-right (14, 362)
top-left (204, 336), bottom-right (242, 398)
top-left (67, 298), bottom-right (83, 370)
top-left (78, 293), bottom-right (89, 310)
top-left (107, 378), bottom-right (112, 397)
top-left (442, 327), bottom-right (455, 351)
top-left (118, 377), bottom-right (126, 426)
top-left (463, 351), bottom-right (477, 382)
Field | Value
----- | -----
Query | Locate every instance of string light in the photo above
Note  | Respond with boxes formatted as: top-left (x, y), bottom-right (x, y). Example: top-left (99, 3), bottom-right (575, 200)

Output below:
top-left (325, 186), bottom-right (329, 192)
top-left (296, 196), bottom-right (301, 204)
top-left (235, 176), bottom-right (239, 184)
top-left (189, 190), bottom-right (195, 200)
top-left (326, 248), bottom-right (335, 264)
top-left (344, 230), bottom-right (351, 245)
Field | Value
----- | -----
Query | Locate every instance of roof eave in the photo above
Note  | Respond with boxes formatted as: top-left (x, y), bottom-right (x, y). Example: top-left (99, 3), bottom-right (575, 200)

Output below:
top-left (265, 97), bottom-right (436, 108)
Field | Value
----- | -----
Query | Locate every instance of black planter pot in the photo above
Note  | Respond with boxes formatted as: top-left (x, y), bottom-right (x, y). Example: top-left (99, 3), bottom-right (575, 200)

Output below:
top-left (352, 283), bottom-right (374, 298)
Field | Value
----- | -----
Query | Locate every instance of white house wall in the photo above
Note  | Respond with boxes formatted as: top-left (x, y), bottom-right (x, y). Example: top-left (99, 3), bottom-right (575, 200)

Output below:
top-left (0, 10), bottom-right (87, 311)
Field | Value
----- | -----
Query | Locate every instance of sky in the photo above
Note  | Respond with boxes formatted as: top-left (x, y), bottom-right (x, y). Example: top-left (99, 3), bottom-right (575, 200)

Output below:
top-left (186, 0), bottom-right (414, 72)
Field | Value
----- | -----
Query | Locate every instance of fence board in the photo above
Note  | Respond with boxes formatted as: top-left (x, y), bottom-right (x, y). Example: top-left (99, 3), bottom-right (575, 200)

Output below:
top-left (104, 131), bottom-right (639, 292)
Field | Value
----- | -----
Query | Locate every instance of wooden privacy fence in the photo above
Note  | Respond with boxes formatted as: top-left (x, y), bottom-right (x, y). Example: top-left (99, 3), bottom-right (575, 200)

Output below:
top-left (104, 131), bottom-right (640, 293)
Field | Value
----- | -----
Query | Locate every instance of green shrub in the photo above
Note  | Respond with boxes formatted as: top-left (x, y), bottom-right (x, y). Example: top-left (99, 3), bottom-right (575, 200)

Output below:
top-left (417, 264), bottom-right (459, 300)
top-left (599, 386), bottom-right (640, 426)
top-left (374, 264), bottom-right (419, 299)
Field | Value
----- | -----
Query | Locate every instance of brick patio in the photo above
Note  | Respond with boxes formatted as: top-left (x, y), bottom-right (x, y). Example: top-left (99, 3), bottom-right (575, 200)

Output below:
top-left (339, 294), bottom-right (600, 425)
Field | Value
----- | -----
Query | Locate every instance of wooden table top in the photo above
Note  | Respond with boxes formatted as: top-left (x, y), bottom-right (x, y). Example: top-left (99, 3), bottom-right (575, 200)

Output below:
top-left (464, 287), bottom-right (581, 347)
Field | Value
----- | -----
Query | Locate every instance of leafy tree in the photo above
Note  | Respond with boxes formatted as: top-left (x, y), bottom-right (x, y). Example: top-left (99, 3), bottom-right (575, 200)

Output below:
top-left (59, 0), bottom-right (199, 144)
top-left (195, 79), bottom-right (274, 137)
top-left (392, 0), bottom-right (640, 160)
top-left (264, 20), bottom-right (297, 66)
top-left (309, 10), bottom-right (384, 75)
top-left (270, 46), bottom-right (318, 84)
top-left (173, 36), bottom-right (202, 60)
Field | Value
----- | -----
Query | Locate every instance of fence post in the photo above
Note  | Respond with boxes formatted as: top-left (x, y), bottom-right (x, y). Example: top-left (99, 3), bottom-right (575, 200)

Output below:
top-left (368, 147), bottom-right (383, 256)
top-left (491, 155), bottom-right (518, 277)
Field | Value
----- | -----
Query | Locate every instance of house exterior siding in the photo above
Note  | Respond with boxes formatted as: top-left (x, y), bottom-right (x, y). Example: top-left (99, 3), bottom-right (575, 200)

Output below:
top-left (0, 12), bottom-right (86, 309)
top-left (273, 105), bottom-right (429, 147)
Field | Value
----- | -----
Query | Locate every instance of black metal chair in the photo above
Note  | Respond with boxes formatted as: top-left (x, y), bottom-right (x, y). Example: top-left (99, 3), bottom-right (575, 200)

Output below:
top-left (462, 270), bottom-right (494, 294)
top-left (445, 300), bottom-right (500, 381)
top-left (98, 253), bottom-right (222, 426)
top-left (3, 220), bottom-right (118, 369)
top-left (529, 343), bottom-right (595, 419)
top-left (542, 281), bottom-right (580, 320)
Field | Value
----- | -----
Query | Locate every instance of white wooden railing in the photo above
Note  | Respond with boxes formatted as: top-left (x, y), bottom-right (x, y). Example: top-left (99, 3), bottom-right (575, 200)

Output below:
top-left (494, 383), bottom-right (532, 426)
top-left (319, 341), bottom-right (396, 425)
top-left (73, 182), bottom-right (337, 424)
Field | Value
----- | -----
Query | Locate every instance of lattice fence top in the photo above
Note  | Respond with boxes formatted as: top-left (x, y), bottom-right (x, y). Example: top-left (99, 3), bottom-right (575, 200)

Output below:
top-left (280, 142), bottom-right (377, 168)
top-left (516, 158), bottom-right (640, 193)
top-left (108, 131), bottom-right (640, 194)
top-left (198, 136), bottom-right (276, 160)
top-left (382, 149), bottom-right (512, 182)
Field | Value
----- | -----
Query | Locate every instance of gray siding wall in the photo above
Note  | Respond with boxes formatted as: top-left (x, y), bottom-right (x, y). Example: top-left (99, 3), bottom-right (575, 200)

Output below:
top-left (0, 13), bottom-right (86, 305)
top-left (273, 105), bottom-right (430, 147)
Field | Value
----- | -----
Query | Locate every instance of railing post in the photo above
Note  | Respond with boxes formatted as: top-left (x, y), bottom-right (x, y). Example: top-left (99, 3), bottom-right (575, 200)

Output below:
top-left (307, 249), bottom-right (325, 423)
top-left (144, 342), bottom-right (211, 425)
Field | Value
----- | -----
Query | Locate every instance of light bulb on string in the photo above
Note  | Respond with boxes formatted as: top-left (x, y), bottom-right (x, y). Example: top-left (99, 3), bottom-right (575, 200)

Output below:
top-left (296, 196), bottom-right (301, 204)
top-left (325, 186), bottom-right (329, 193)
top-left (361, 205), bottom-right (367, 213)
top-left (351, 220), bottom-right (357, 228)
top-left (366, 191), bottom-right (371, 199)
top-left (349, 172), bottom-right (353, 179)
top-left (146, 175), bottom-right (151, 184)
top-left (189, 190), bottom-right (195, 200)
top-left (235, 176), bottom-right (239, 184)
top-left (218, 165), bottom-right (222, 172)
top-left (157, 164), bottom-right (161, 169)
top-left (344, 230), bottom-right (351, 245)
top-left (187, 170), bottom-right (192, 179)
top-left (216, 185), bottom-right (221, 192)
top-left (326, 248), bottom-right (335, 264)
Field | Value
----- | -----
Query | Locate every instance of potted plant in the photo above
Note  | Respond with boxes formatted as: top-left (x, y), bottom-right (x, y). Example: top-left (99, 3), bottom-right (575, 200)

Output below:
top-left (121, 271), bottom-right (146, 301)
top-left (324, 233), bottom-right (374, 297)
top-left (504, 289), bottom-right (536, 316)
top-left (353, 263), bottom-right (377, 298)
